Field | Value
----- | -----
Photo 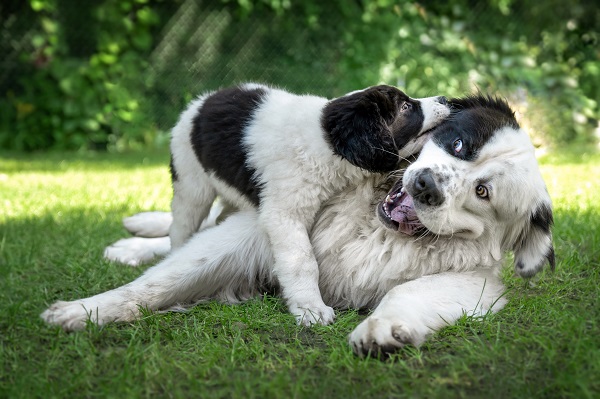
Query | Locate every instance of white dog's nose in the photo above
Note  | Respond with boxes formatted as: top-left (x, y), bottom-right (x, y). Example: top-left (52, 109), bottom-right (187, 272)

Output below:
top-left (410, 168), bottom-right (444, 206)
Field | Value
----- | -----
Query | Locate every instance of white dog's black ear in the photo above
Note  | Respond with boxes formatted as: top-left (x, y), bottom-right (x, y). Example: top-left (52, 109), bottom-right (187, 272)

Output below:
top-left (321, 85), bottom-right (403, 173)
top-left (513, 202), bottom-right (555, 278)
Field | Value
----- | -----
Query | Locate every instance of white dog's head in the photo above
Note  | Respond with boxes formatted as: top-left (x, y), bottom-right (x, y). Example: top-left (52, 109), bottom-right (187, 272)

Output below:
top-left (378, 95), bottom-right (554, 277)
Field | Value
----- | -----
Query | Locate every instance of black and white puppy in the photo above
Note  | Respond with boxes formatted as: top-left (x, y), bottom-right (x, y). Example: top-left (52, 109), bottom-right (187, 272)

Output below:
top-left (169, 83), bottom-right (450, 325)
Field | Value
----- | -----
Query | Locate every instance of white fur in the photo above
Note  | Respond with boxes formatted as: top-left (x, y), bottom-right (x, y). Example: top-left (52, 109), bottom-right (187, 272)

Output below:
top-left (419, 96), bottom-right (451, 133)
top-left (45, 211), bottom-right (272, 331)
top-left (43, 173), bottom-right (511, 350)
top-left (104, 237), bottom-right (171, 266)
top-left (42, 98), bottom-right (551, 356)
top-left (403, 127), bottom-right (551, 266)
top-left (168, 84), bottom-right (449, 326)
top-left (123, 211), bottom-right (173, 237)
top-left (348, 269), bottom-right (506, 355)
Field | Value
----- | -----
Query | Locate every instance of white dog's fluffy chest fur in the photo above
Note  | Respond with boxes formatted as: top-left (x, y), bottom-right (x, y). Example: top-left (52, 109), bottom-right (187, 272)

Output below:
top-left (310, 176), bottom-right (500, 308)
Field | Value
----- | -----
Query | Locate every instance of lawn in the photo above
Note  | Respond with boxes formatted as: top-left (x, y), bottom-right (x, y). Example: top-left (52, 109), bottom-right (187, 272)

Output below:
top-left (1, 149), bottom-right (598, 398)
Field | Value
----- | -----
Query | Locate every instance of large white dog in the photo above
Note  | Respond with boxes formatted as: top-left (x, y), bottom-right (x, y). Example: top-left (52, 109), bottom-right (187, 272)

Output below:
top-left (41, 95), bottom-right (554, 357)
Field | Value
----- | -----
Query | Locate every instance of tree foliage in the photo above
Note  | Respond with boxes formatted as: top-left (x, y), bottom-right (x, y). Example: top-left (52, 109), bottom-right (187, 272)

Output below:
top-left (1, 0), bottom-right (598, 151)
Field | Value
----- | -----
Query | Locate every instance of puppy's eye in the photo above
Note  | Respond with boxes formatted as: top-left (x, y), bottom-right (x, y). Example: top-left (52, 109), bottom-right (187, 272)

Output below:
top-left (475, 185), bottom-right (489, 199)
top-left (453, 138), bottom-right (463, 154)
top-left (401, 102), bottom-right (412, 112)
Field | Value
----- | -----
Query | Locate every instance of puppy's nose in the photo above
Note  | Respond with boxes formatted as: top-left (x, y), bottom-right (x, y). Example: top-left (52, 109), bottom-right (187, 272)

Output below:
top-left (436, 96), bottom-right (448, 105)
top-left (411, 168), bottom-right (444, 206)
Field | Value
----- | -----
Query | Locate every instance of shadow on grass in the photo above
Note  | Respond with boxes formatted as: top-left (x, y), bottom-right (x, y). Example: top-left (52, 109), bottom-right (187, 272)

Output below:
top-left (0, 205), bottom-right (144, 296)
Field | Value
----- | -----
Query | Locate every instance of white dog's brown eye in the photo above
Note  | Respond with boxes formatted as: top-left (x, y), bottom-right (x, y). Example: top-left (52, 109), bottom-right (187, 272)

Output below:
top-left (476, 185), bottom-right (489, 199)
top-left (401, 102), bottom-right (412, 112)
top-left (453, 138), bottom-right (463, 154)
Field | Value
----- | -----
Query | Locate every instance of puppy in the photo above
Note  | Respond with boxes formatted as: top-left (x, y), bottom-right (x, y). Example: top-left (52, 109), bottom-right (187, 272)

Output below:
top-left (168, 83), bottom-right (450, 325)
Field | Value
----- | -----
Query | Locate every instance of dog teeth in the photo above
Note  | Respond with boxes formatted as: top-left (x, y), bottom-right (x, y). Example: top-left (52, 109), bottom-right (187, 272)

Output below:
top-left (383, 203), bottom-right (391, 217)
top-left (385, 194), bottom-right (394, 204)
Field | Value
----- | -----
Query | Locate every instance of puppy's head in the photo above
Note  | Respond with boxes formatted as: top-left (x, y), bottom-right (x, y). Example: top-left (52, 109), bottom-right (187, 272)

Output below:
top-left (377, 95), bottom-right (555, 277)
top-left (321, 85), bottom-right (450, 173)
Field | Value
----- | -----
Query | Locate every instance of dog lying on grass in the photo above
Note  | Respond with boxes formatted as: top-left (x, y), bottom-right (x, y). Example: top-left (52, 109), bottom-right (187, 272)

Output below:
top-left (42, 94), bottom-right (554, 357)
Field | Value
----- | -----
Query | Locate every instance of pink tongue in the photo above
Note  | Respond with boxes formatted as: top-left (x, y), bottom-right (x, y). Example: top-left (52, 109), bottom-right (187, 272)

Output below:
top-left (390, 192), bottom-right (423, 236)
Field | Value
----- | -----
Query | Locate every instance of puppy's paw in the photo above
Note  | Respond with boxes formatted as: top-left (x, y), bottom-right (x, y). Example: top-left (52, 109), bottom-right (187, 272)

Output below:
top-left (348, 316), bottom-right (430, 358)
top-left (40, 300), bottom-right (95, 331)
top-left (123, 212), bottom-right (172, 237)
top-left (290, 302), bottom-right (335, 326)
top-left (103, 237), bottom-right (170, 266)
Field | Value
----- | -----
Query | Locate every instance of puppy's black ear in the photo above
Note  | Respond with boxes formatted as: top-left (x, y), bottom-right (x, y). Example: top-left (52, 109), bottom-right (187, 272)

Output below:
top-left (321, 85), bottom-right (403, 173)
top-left (513, 202), bottom-right (555, 278)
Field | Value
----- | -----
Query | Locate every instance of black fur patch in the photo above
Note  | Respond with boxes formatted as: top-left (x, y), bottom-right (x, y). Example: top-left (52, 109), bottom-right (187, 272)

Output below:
top-left (531, 202), bottom-right (554, 234)
top-left (546, 247), bottom-right (556, 271)
top-left (190, 86), bottom-right (267, 206)
top-left (321, 85), bottom-right (425, 173)
top-left (448, 95), bottom-right (517, 122)
top-left (434, 95), bottom-right (520, 161)
top-left (533, 202), bottom-right (555, 271)
top-left (514, 202), bottom-right (556, 275)
top-left (169, 156), bottom-right (178, 182)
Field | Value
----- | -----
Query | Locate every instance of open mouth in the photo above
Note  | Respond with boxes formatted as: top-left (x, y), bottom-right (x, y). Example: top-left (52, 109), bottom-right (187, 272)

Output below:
top-left (378, 184), bottom-right (427, 236)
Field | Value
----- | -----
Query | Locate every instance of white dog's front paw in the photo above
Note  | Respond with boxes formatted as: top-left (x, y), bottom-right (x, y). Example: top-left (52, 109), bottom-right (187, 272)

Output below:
top-left (40, 300), bottom-right (97, 331)
top-left (289, 302), bottom-right (335, 326)
top-left (103, 237), bottom-right (170, 266)
top-left (42, 295), bottom-right (139, 331)
top-left (348, 316), bottom-right (430, 357)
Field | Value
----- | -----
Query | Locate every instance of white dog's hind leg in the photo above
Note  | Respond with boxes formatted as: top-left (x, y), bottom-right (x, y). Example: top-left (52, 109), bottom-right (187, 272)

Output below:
top-left (123, 211), bottom-right (173, 237)
top-left (349, 269), bottom-right (507, 357)
top-left (43, 211), bottom-right (273, 331)
top-left (103, 236), bottom-right (171, 266)
top-left (111, 198), bottom-right (228, 266)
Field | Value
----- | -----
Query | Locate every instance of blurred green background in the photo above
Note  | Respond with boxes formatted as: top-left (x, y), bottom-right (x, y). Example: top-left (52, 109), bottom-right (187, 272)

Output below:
top-left (1, 0), bottom-right (598, 152)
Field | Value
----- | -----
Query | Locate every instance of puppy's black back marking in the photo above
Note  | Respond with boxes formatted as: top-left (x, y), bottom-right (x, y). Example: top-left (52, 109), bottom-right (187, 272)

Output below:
top-left (191, 86), bottom-right (267, 206)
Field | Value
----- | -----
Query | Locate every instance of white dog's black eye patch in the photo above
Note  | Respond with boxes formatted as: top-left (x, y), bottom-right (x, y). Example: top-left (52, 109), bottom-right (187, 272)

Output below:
top-left (434, 96), bottom-right (520, 161)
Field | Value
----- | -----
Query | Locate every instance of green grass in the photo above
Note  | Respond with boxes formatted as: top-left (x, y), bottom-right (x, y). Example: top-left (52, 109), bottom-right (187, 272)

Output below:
top-left (1, 149), bottom-right (599, 398)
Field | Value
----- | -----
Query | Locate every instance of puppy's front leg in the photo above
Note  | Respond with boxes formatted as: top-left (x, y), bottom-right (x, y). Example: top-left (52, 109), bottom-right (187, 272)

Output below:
top-left (260, 204), bottom-right (334, 326)
top-left (349, 269), bottom-right (507, 357)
